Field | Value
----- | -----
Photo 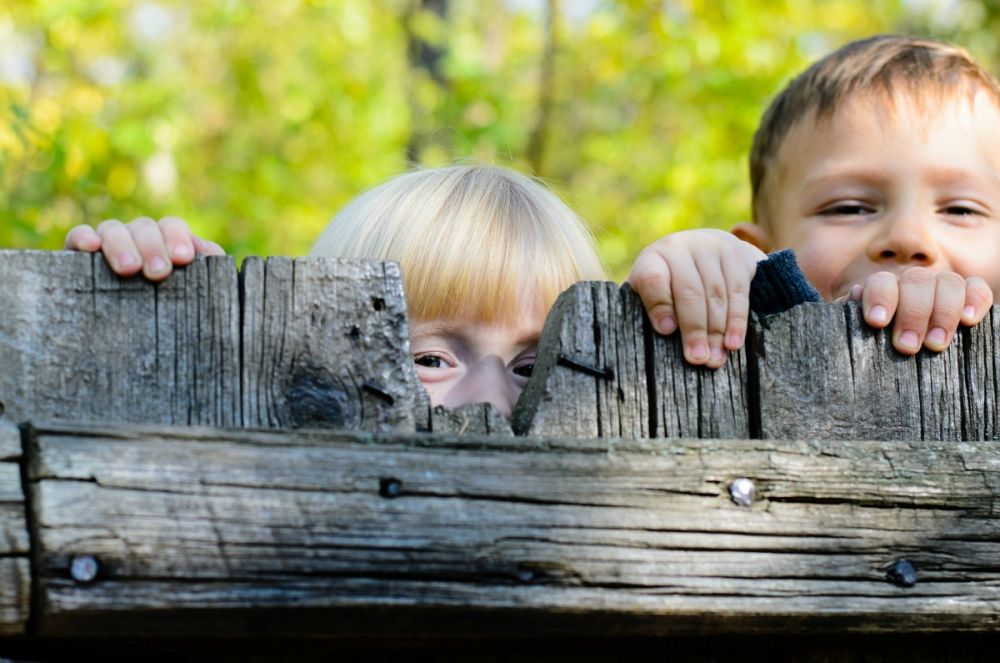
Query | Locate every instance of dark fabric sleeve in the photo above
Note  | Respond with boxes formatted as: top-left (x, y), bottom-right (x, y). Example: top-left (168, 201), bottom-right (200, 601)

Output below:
top-left (748, 249), bottom-right (822, 316)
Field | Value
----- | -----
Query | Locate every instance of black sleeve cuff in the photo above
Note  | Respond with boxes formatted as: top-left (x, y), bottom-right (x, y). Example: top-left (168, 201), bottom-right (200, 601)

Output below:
top-left (749, 249), bottom-right (822, 316)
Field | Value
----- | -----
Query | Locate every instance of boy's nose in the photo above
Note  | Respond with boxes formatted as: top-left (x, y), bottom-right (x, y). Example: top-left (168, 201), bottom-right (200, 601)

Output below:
top-left (867, 214), bottom-right (939, 267)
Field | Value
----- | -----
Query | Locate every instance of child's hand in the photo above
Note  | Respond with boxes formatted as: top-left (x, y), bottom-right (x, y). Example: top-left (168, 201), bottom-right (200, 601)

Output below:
top-left (850, 268), bottom-right (993, 354)
top-left (64, 216), bottom-right (225, 281)
top-left (627, 229), bottom-right (767, 368)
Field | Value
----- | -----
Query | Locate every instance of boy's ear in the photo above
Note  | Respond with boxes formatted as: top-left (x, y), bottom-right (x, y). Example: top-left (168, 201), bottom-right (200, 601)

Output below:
top-left (731, 222), bottom-right (774, 253)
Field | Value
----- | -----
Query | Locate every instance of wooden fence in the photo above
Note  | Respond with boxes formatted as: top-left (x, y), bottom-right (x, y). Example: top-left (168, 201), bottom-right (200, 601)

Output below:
top-left (1, 250), bottom-right (999, 655)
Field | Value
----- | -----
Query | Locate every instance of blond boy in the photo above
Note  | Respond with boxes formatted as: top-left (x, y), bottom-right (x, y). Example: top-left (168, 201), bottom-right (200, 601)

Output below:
top-left (629, 35), bottom-right (1000, 366)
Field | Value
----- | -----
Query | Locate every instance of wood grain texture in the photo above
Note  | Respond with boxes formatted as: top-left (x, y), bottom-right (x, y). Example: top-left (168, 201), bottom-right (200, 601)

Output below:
top-left (430, 403), bottom-right (511, 435)
top-left (23, 423), bottom-right (1000, 637)
top-left (0, 250), bottom-right (240, 427)
top-left (512, 282), bottom-right (647, 437)
top-left (0, 421), bottom-right (28, 636)
top-left (240, 257), bottom-right (421, 432)
top-left (648, 330), bottom-right (750, 439)
top-left (752, 302), bottom-right (1000, 441)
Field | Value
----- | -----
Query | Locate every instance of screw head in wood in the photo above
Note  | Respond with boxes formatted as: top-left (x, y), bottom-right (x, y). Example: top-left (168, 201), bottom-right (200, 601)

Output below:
top-left (729, 478), bottom-right (755, 506)
top-left (70, 555), bottom-right (99, 583)
top-left (887, 559), bottom-right (918, 587)
top-left (379, 477), bottom-right (402, 499)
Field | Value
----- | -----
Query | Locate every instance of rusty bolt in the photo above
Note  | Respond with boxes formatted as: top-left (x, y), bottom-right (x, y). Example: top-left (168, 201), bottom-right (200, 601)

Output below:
top-left (729, 477), bottom-right (755, 507)
top-left (70, 555), bottom-right (99, 583)
top-left (887, 559), bottom-right (918, 587)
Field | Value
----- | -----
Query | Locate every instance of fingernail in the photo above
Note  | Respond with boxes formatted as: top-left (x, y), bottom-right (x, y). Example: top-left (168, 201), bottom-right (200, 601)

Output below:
top-left (658, 316), bottom-right (676, 334)
top-left (869, 305), bottom-right (888, 325)
top-left (725, 332), bottom-right (742, 349)
top-left (850, 284), bottom-right (863, 301)
top-left (148, 256), bottom-right (167, 274)
top-left (710, 346), bottom-right (726, 363)
top-left (172, 243), bottom-right (192, 258)
top-left (964, 305), bottom-right (976, 320)
top-left (899, 331), bottom-right (920, 351)
top-left (926, 327), bottom-right (947, 346)
top-left (117, 252), bottom-right (137, 268)
top-left (687, 341), bottom-right (709, 362)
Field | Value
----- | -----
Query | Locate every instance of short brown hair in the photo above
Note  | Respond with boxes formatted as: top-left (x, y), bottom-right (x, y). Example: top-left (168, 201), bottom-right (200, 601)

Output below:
top-left (750, 34), bottom-right (1000, 221)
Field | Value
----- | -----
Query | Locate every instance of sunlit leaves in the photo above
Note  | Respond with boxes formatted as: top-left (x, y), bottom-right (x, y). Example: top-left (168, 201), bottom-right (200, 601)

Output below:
top-left (1, 0), bottom-right (986, 279)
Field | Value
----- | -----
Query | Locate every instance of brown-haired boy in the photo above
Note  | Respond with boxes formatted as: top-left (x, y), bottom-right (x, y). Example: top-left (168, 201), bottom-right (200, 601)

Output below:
top-left (629, 35), bottom-right (1000, 366)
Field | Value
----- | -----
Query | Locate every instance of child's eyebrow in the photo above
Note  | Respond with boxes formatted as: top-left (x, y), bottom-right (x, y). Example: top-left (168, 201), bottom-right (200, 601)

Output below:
top-left (923, 167), bottom-right (1000, 189)
top-left (801, 169), bottom-right (892, 192)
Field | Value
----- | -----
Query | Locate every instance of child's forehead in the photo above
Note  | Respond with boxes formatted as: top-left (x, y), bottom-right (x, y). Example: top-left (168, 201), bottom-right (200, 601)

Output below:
top-left (783, 85), bottom-right (1000, 151)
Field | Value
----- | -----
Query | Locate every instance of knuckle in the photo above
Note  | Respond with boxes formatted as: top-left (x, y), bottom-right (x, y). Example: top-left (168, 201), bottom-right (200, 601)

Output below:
top-left (629, 268), bottom-right (668, 297)
top-left (935, 271), bottom-right (965, 288)
top-left (129, 216), bottom-right (157, 231)
top-left (900, 266), bottom-right (935, 286)
top-left (96, 219), bottom-right (122, 233)
top-left (673, 284), bottom-right (706, 307)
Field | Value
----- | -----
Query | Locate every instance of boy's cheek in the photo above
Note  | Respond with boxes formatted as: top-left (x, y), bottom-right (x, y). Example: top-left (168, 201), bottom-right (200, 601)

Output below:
top-left (787, 244), bottom-right (846, 301)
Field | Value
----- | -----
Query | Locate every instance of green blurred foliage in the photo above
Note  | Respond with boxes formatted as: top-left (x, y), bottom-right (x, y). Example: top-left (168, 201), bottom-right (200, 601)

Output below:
top-left (0, 0), bottom-right (990, 277)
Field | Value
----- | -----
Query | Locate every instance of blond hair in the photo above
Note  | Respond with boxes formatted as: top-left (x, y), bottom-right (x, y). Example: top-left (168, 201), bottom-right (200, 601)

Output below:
top-left (751, 34), bottom-right (1000, 221)
top-left (310, 165), bottom-right (607, 323)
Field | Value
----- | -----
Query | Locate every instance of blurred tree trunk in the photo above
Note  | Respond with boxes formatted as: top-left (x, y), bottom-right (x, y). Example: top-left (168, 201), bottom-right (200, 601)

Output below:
top-left (405, 0), bottom-right (449, 165)
top-left (527, 0), bottom-right (558, 175)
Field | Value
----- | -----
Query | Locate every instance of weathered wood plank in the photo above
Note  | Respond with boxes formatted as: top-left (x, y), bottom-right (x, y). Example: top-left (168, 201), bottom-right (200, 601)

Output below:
top-left (0, 250), bottom-right (240, 427)
top-left (752, 302), bottom-right (999, 441)
top-left (0, 421), bottom-right (29, 636)
top-left (648, 329), bottom-right (750, 439)
top-left (240, 258), bottom-right (422, 432)
top-left (23, 423), bottom-right (1000, 636)
top-left (512, 282), bottom-right (648, 437)
top-left (0, 559), bottom-right (30, 636)
top-left (430, 403), bottom-right (511, 435)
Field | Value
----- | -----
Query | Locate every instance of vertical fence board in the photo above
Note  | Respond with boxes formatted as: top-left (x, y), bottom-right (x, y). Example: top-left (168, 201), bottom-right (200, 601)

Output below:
top-left (512, 282), bottom-right (647, 437)
top-left (961, 310), bottom-right (1000, 440)
top-left (0, 250), bottom-right (239, 427)
top-left (648, 335), bottom-right (750, 439)
top-left (0, 422), bottom-right (29, 635)
top-left (430, 403), bottom-right (511, 435)
top-left (750, 302), bottom-right (979, 440)
top-left (240, 257), bottom-right (421, 432)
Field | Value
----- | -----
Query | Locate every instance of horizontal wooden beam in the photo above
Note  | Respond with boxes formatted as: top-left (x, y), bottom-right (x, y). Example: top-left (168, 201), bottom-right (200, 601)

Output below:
top-left (14, 423), bottom-right (1000, 637)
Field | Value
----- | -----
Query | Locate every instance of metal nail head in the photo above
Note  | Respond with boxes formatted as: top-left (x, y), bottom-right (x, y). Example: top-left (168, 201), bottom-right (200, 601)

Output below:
top-left (70, 555), bottom-right (100, 583)
top-left (379, 477), bottom-right (402, 498)
top-left (729, 477), bottom-right (755, 506)
top-left (887, 559), bottom-right (918, 587)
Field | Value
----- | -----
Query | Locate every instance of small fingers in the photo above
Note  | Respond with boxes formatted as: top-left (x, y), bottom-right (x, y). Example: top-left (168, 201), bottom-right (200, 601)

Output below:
top-left (193, 236), bottom-right (226, 256)
top-left (691, 248), bottom-right (729, 368)
top-left (861, 271), bottom-right (899, 329)
top-left (64, 225), bottom-right (102, 252)
top-left (124, 217), bottom-right (173, 281)
top-left (923, 272), bottom-right (965, 352)
top-left (892, 267), bottom-right (936, 355)
top-left (962, 276), bottom-right (993, 326)
top-left (627, 248), bottom-right (677, 336)
top-left (668, 250), bottom-right (712, 365)
top-left (96, 219), bottom-right (142, 276)
top-left (157, 216), bottom-right (196, 265)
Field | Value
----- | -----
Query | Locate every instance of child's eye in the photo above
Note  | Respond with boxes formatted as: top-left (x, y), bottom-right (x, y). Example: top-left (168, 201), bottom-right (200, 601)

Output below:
top-left (414, 354), bottom-right (449, 369)
top-left (819, 203), bottom-right (874, 216)
top-left (512, 363), bottom-right (534, 378)
top-left (941, 205), bottom-right (978, 216)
